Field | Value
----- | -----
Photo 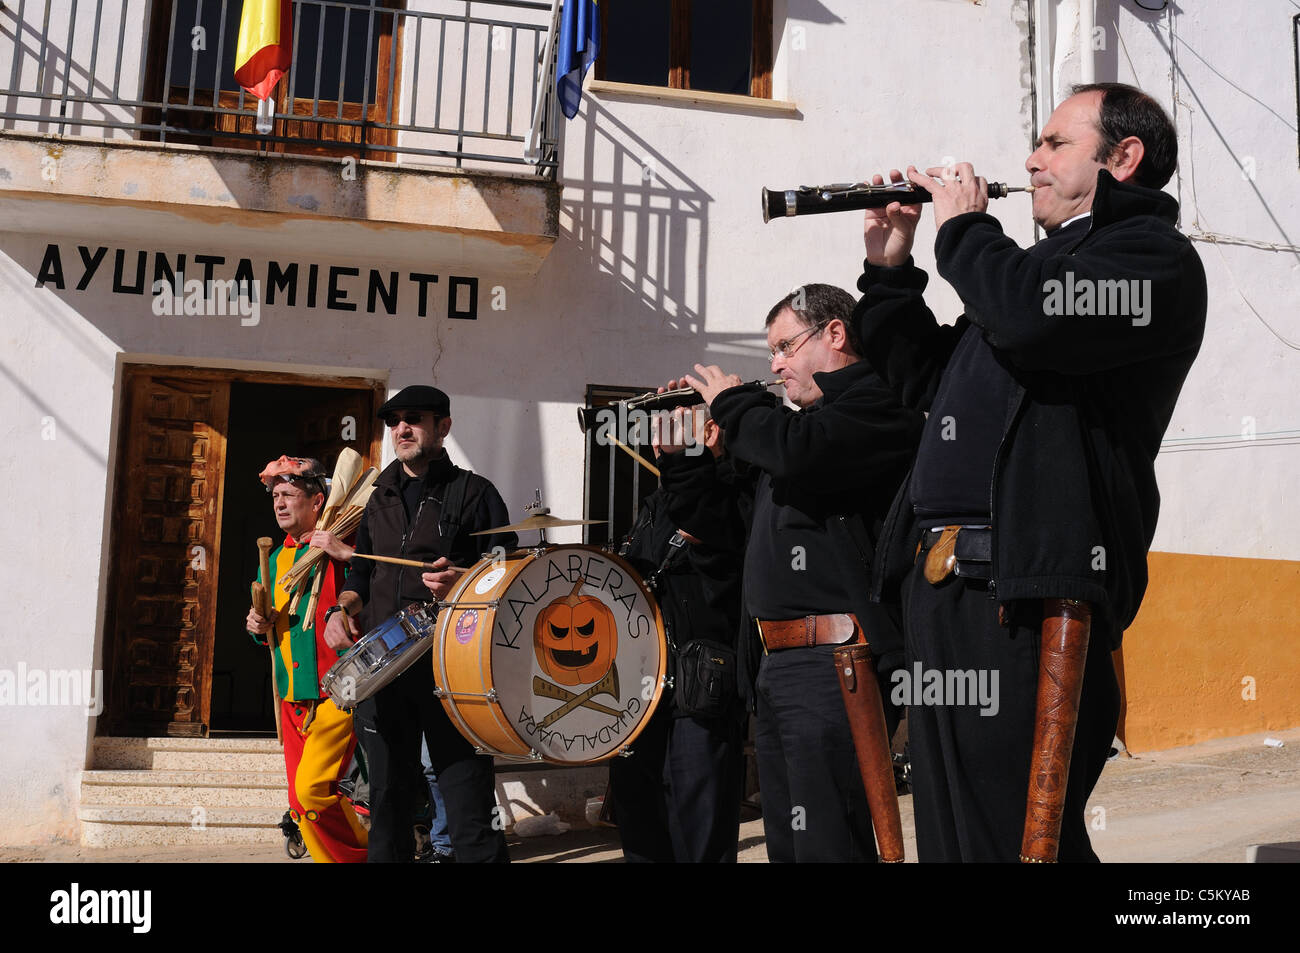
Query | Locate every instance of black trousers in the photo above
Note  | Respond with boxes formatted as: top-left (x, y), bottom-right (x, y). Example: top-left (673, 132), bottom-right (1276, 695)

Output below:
top-left (355, 657), bottom-right (508, 863)
top-left (902, 559), bottom-right (1120, 862)
top-left (754, 644), bottom-right (886, 862)
top-left (609, 706), bottom-right (744, 863)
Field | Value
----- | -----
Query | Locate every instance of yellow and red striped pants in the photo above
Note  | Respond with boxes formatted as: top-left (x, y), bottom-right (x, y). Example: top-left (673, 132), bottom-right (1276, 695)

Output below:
top-left (281, 698), bottom-right (368, 863)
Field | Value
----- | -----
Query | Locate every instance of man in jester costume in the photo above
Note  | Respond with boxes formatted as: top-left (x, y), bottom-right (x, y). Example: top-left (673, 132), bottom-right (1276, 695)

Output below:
top-left (246, 455), bottom-right (367, 863)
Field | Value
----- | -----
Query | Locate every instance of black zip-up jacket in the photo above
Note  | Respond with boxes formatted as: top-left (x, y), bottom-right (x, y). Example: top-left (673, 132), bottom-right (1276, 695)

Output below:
top-left (619, 487), bottom-right (744, 718)
top-left (854, 170), bottom-right (1207, 641)
top-left (342, 453), bottom-right (517, 631)
top-left (659, 360), bottom-right (924, 702)
top-left (620, 487), bottom-right (743, 650)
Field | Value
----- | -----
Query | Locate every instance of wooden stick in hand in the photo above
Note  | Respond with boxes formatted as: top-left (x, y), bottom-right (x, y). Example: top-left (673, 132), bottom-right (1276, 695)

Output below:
top-left (256, 538), bottom-right (274, 614)
top-left (255, 537), bottom-right (281, 744)
top-left (351, 552), bottom-right (470, 573)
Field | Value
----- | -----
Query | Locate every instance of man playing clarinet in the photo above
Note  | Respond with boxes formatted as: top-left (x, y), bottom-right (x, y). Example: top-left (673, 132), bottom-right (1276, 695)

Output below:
top-left (853, 83), bottom-right (1207, 861)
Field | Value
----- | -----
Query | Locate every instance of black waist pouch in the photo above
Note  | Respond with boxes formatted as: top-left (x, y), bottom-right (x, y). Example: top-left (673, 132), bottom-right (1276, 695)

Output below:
top-left (672, 639), bottom-right (738, 719)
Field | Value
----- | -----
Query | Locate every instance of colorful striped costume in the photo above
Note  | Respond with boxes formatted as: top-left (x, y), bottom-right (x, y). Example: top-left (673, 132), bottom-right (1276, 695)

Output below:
top-left (253, 535), bottom-right (368, 863)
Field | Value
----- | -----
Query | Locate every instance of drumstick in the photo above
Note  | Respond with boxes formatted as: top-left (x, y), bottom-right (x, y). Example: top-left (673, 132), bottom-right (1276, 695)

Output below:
top-left (338, 590), bottom-right (362, 616)
top-left (333, 590), bottom-right (363, 641)
top-left (351, 552), bottom-right (470, 573)
top-left (607, 434), bottom-right (661, 478)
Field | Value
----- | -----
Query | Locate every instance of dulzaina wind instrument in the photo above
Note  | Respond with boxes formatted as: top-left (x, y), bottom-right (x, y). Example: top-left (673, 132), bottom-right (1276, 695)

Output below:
top-left (577, 379), bottom-right (783, 477)
top-left (762, 181), bottom-right (1034, 222)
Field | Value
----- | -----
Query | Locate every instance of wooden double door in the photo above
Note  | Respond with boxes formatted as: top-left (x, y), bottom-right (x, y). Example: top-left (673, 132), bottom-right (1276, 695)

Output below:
top-left (102, 366), bottom-right (384, 737)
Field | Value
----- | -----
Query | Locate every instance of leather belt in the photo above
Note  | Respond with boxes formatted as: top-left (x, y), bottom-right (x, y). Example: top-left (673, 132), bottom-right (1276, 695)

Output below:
top-left (915, 525), bottom-right (992, 584)
top-left (756, 613), bottom-right (861, 652)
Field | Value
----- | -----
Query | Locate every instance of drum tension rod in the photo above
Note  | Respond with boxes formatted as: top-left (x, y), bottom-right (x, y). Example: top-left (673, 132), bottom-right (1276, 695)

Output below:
top-left (432, 688), bottom-right (500, 701)
top-left (476, 749), bottom-right (544, 762)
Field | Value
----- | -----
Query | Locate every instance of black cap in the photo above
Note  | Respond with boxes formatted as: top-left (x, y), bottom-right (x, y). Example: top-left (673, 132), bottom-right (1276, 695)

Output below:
top-left (377, 385), bottom-right (450, 418)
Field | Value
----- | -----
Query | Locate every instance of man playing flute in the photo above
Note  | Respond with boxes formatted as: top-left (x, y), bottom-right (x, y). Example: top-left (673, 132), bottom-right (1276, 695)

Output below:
top-left (662, 284), bottom-right (923, 862)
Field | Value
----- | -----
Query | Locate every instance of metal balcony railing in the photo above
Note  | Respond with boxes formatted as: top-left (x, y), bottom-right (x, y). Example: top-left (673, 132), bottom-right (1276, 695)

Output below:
top-left (0, 0), bottom-right (559, 177)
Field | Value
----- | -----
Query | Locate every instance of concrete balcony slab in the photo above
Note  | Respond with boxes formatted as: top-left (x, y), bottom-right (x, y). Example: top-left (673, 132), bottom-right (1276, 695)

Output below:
top-left (0, 134), bottom-right (560, 277)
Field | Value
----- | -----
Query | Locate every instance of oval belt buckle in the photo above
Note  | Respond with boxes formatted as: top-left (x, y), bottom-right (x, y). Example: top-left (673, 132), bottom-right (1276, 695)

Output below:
top-left (923, 527), bottom-right (959, 585)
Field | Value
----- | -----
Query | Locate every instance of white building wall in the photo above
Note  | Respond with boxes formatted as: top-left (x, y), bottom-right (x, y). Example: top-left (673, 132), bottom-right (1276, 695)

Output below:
top-left (1121, 2), bottom-right (1299, 559)
top-left (0, 261), bottom-right (118, 839)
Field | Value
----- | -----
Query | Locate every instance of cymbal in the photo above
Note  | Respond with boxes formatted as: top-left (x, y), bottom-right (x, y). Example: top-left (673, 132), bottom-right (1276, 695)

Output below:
top-left (471, 514), bottom-right (605, 536)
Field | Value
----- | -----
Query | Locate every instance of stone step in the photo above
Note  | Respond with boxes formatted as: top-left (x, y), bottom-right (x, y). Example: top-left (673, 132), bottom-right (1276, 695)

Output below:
top-left (79, 805), bottom-right (285, 848)
top-left (91, 737), bottom-right (284, 771)
top-left (81, 770), bottom-right (288, 808)
top-left (83, 739), bottom-right (291, 845)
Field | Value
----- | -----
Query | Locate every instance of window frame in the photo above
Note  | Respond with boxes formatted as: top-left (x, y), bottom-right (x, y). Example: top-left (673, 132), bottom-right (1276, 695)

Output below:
top-left (141, 0), bottom-right (405, 160)
top-left (595, 0), bottom-right (773, 100)
top-left (582, 383), bottom-right (661, 549)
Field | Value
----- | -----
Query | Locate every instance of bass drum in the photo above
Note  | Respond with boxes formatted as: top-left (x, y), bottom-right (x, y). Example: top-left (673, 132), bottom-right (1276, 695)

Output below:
top-left (432, 545), bottom-right (667, 764)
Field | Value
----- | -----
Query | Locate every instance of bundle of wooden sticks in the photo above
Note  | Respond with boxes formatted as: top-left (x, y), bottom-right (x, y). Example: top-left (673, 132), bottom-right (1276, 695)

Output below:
top-left (278, 448), bottom-right (378, 628)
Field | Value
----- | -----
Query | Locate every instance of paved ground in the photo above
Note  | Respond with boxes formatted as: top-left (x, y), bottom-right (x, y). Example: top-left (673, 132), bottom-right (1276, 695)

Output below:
top-left (5, 727), bottom-right (1297, 863)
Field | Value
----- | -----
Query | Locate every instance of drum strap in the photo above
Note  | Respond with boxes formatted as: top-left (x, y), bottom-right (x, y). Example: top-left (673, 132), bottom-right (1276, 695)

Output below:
top-left (660, 531), bottom-right (689, 571)
top-left (436, 467), bottom-right (473, 558)
top-left (647, 532), bottom-right (690, 601)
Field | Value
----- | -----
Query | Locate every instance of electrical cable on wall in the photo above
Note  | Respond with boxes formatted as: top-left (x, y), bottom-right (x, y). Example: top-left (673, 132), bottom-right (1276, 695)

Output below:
top-left (1180, 99), bottom-right (1300, 351)
top-left (1159, 429), bottom-right (1300, 453)
top-left (1154, 8), bottom-right (1300, 351)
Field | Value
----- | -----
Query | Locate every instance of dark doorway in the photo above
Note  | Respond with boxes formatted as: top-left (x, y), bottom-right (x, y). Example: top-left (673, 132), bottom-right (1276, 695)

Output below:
top-left (102, 366), bottom-right (382, 737)
top-left (210, 381), bottom-right (381, 733)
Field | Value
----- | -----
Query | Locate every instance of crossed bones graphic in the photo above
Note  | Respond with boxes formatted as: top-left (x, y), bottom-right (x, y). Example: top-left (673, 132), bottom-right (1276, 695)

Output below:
top-left (532, 667), bottom-right (621, 728)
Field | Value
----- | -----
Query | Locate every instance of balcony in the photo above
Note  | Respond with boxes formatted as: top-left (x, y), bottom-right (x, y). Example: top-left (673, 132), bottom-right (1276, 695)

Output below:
top-left (0, 0), bottom-right (562, 276)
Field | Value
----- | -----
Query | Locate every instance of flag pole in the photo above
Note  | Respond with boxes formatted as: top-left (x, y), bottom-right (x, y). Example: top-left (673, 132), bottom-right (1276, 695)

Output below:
top-left (525, 0), bottom-right (563, 164)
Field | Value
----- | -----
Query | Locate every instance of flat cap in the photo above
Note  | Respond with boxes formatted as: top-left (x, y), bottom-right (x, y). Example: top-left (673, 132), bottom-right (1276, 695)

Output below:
top-left (377, 385), bottom-right (450, 418)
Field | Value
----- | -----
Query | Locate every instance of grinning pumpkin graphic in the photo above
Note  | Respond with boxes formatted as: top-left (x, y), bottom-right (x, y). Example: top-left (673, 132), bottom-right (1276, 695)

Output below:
top-left (533, 576), bottom-right (618, 687)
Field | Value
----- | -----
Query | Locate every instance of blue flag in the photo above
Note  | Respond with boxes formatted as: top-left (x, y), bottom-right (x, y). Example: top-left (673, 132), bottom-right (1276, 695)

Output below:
top-left (556, 0), bottom-right (599, 119)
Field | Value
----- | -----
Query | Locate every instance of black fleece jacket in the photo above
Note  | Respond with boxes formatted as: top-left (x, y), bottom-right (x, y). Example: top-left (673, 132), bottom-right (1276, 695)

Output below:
top-left (342, 453), bottom-right (517, 631)
top-left (619, 486), bottom-right (745, 718)
top-left (659, 360), bottom-right (924, 702)
top-left (854, 170), bottom-right (1206, 641)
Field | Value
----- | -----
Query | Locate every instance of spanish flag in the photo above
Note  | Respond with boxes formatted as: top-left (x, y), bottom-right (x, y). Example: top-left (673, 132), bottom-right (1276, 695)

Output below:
top-left (234, 0), bottom-right (293, 101)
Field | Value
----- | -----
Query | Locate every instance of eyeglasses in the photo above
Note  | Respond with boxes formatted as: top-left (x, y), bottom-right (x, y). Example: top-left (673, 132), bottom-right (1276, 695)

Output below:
top-left (382, 411), bottom-right (433, 428)
top-left (768, 323), bottom-right (825, 361)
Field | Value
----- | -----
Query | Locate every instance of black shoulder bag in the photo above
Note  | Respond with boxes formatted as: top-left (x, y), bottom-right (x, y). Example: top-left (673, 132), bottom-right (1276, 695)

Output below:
top-left (649, 532), bottom-right (738, 720)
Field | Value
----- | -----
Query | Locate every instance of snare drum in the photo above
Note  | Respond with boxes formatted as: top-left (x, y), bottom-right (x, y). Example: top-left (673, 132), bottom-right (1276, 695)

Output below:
top-left (321, 604), bottom-right (437, 709)
top-left (432, 545), bottom-right (667, 764)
